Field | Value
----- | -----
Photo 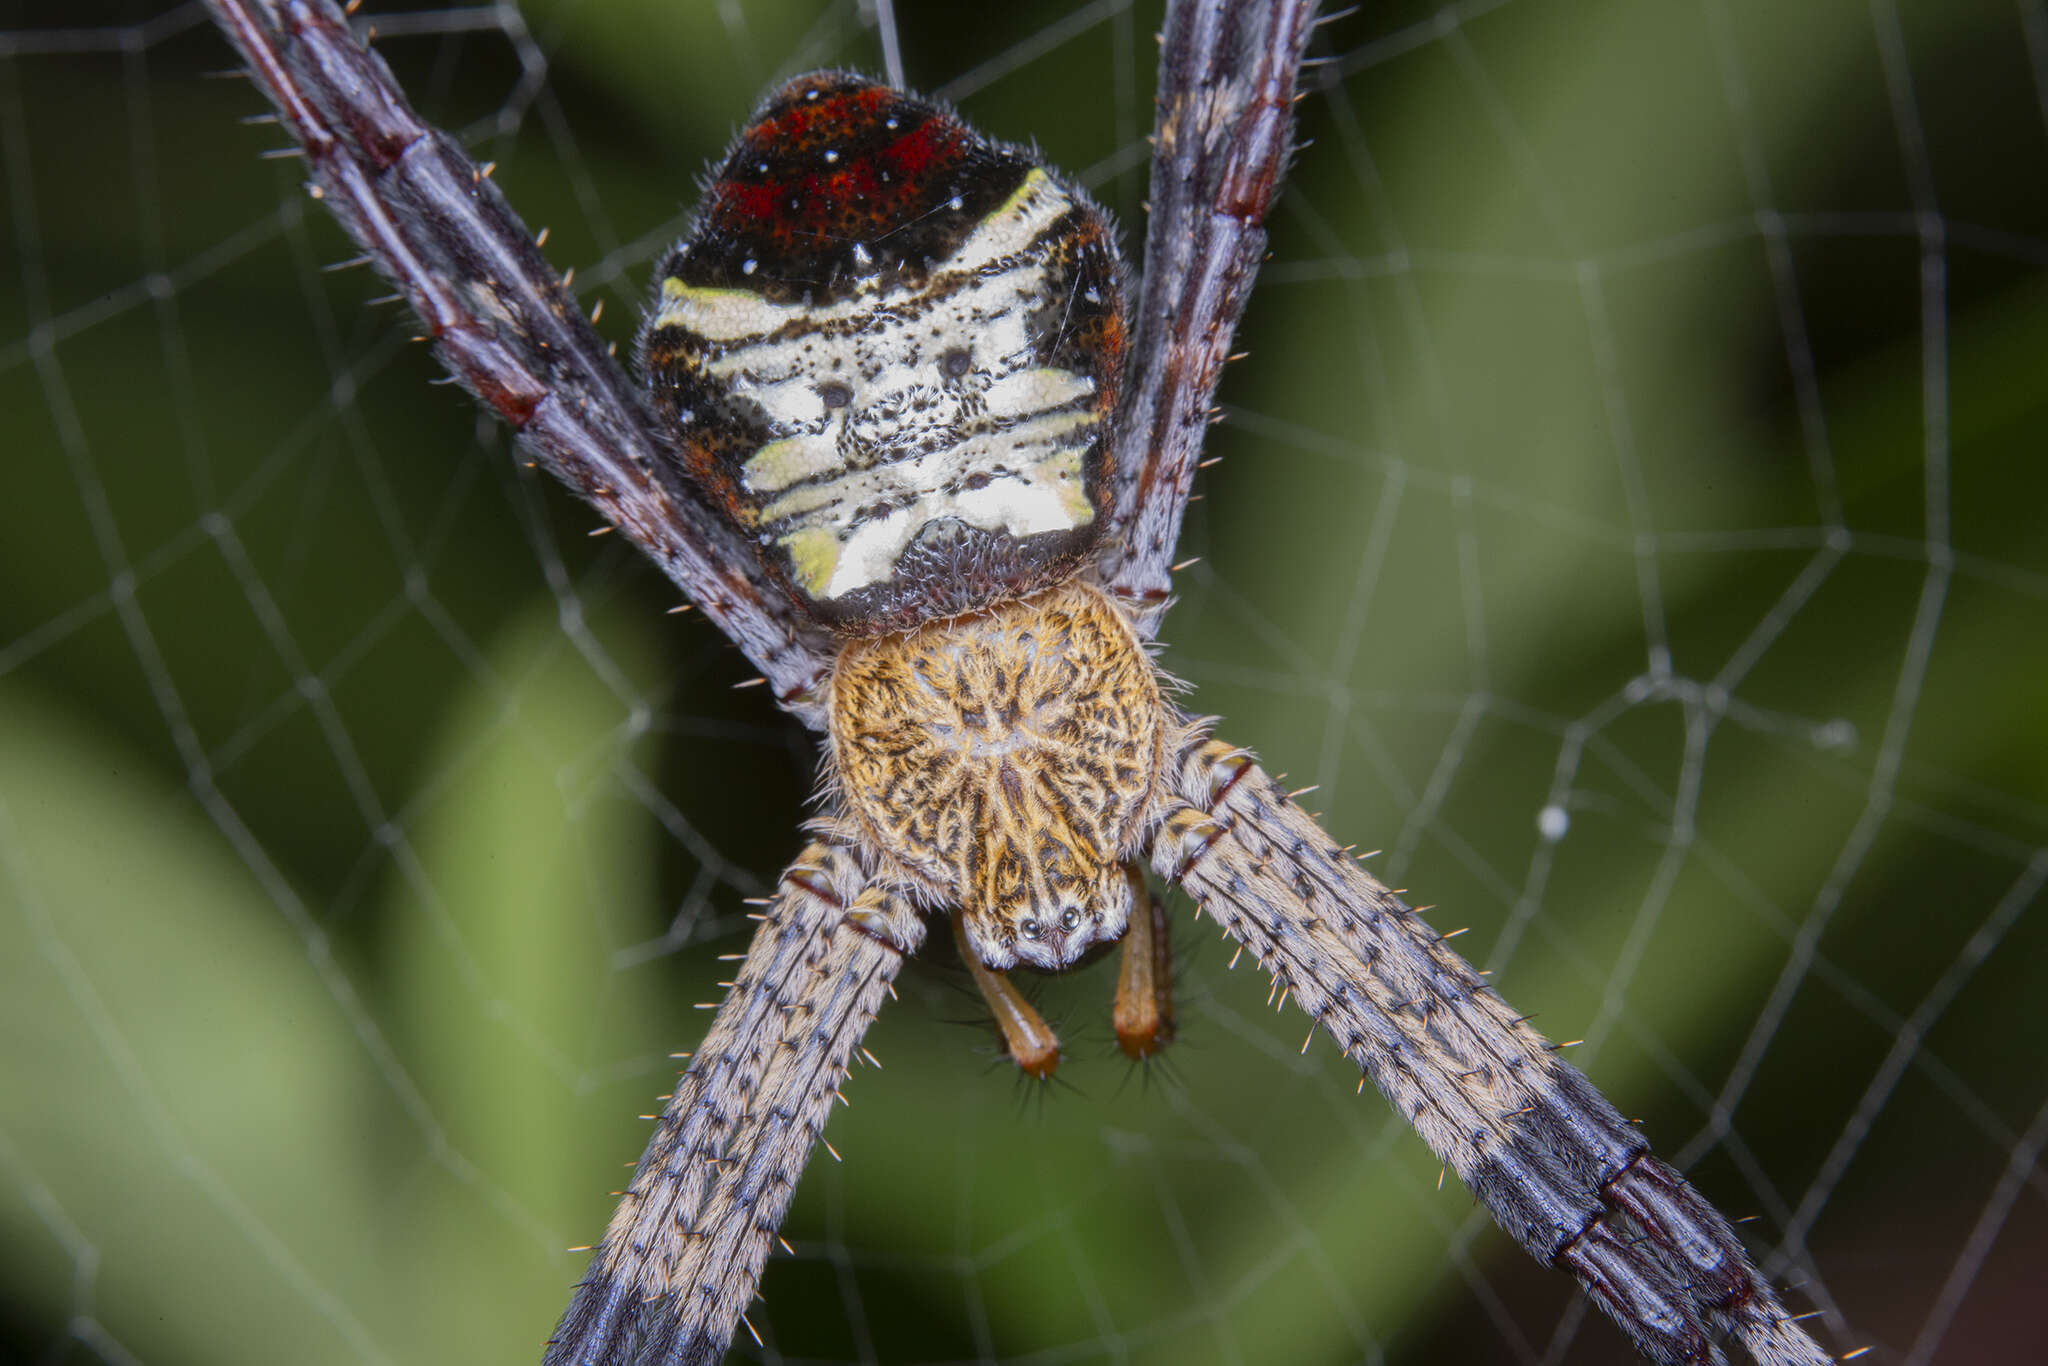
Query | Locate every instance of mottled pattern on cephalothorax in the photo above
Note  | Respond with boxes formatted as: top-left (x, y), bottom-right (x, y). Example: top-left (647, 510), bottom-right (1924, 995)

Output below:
top-left (642, 73), bottom-right (1126, 634)
top-left (830, 581), bottom-right (1163, 970)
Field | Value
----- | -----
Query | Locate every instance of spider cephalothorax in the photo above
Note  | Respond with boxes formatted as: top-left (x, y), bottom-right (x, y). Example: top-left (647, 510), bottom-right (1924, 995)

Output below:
top-left (831, 580), bottom-right (1165, 971)
top-left (640, 72), bottom-right (1126, 634)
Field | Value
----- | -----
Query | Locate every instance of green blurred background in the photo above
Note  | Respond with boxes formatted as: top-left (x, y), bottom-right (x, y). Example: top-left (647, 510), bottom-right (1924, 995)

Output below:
top-left (3, 1), bottom-right (2045, 1362)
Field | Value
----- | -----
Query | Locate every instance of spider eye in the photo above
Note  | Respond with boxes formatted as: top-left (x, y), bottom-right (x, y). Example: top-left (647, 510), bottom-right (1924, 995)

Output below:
top-left (1059, 909), bottom-right (1080, 931)
top-left (1019, 918), bottom-right (1043, 940)
top-left (939, 347), bottom-right (972, 379)
top-left (817, 381), bottom-right (853, 409)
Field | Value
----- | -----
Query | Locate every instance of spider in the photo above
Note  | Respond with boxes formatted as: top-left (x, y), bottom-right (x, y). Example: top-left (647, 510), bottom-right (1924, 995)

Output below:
top-left (206, 2), bottom-right (1846, 1364)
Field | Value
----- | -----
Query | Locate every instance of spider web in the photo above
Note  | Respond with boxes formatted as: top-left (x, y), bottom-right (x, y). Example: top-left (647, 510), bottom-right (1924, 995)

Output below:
top-left (2, 1), bottom-right (2045, 1363)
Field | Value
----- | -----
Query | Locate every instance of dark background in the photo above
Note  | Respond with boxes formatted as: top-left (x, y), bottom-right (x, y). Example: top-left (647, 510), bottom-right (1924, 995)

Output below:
top-left (2, 1), bottom-right (2044, 1363)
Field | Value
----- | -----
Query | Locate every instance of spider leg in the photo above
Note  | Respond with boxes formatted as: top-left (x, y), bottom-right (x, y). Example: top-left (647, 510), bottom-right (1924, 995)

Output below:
top-left (546, 842), bottom-right (922, 1366)
top-left (204, 0), bottom-right (838, 726)
top-left (1150, 733), bottom-right (1835, 1366)
top-left (1113, 865), bottom-right (1176, 1061)
top-left (951, 910), bottom-right (1063, 1079)
top-left (1095, 0), bottom-right (1322, 631)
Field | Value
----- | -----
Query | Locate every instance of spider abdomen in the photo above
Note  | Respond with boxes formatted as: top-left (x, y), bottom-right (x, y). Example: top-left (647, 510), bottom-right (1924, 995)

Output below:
top-left (830, 582), bottom-right (1164, 970)
top-left (642, 73), bottom-right (1127, 636)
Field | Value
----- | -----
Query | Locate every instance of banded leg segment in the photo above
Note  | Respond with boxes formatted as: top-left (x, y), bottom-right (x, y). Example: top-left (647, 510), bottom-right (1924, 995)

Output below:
top-left (1097, 0), bottom-right (1323, 627)
top-left (204, 0), bottom-right (837, 723)
top-left (1153, 736), bottom-right (1831, 1366)
top-left (546, 843), bottom-right (923, 1366)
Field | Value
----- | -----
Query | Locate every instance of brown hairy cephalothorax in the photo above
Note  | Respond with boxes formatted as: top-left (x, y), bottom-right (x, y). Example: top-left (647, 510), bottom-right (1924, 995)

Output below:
top-left (830, 581), bottom-right (1166, 972)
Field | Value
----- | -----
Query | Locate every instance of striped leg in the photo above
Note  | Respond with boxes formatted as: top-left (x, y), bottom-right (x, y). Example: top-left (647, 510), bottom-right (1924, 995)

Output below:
top-left (1096, 0), bottom-right (1323, 626)
top-left (546, 842), bottom-right (922, 1366)
top-left (203, 0), bottom-right (837, 722)
top-left (1151, 736), bottom-right (1833, 1366)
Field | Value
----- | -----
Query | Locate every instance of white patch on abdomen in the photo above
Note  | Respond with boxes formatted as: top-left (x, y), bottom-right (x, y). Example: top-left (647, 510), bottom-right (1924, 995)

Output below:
top-left (655, 170), bottom-right (1103, 601)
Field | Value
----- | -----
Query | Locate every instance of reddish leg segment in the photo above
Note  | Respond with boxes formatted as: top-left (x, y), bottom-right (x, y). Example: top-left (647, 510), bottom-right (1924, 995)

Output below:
top-left (1114, 866), bottom-right (1177, 1060)
top-left (953, 910), bottom-right (1063, 1079)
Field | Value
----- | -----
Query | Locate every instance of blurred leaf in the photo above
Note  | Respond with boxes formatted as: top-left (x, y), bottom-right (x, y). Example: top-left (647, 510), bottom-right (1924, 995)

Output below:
top-left (0, 675), bottom-right (402, 1365)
